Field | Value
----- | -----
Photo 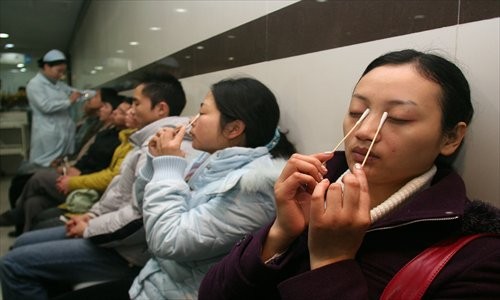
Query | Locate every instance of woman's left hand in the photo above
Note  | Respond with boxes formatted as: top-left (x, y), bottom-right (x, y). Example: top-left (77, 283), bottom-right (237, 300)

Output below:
top-left (308, 164), bottom-right (371, 270)
top-left (149, 126), bottom-right (186, 157)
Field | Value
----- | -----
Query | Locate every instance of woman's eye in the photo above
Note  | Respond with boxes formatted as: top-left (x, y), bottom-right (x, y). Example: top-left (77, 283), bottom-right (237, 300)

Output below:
top-left (387, 116), bottom-right (408, 124)
top-left (349, 112), bottom-right (363, 119)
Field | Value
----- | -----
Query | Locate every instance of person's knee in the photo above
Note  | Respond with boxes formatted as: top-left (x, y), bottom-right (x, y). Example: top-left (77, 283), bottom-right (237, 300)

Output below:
top-left (29, 169), bottom-right (56, 188)
top-left (0, 251), bottom-right (21, 282)
top-left (24, 197), bottom-right (47, 215)
top-left (12, 232), bottom-right (35, 248)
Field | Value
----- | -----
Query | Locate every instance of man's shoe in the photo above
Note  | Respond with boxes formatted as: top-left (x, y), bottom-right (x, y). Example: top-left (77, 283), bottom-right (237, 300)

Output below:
top-left (0, 210), bottom-right (15, 226)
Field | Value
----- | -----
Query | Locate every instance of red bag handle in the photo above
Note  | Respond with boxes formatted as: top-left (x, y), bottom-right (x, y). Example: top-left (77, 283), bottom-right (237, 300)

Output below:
top-left (381, 233), bottom-right (491, 300)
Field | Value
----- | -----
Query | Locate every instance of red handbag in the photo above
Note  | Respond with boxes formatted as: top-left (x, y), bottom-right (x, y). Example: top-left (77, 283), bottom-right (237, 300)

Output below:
top-left (381, 233), bottom-right (491, 300)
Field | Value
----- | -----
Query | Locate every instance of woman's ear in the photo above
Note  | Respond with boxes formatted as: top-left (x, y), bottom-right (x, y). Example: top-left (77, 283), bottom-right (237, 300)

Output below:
top-left (223, 120), bottom-right (246, 140)
top-left (440, 122), bottom-right (467, 156)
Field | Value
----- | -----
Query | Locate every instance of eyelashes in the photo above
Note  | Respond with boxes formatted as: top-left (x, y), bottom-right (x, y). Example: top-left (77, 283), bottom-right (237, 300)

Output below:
top-left (350, 112), bottom-right (409, 124)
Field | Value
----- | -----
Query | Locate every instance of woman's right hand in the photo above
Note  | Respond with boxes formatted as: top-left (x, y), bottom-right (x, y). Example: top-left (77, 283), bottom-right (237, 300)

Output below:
top-left (148, 127), bottom-right (186, 157)
top-left (262, 152), bottom-right (333, 261)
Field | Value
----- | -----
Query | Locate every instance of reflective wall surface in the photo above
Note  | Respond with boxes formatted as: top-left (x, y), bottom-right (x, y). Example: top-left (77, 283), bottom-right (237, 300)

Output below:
top-left (71, 0), bottom-right (297, 88)
top-left (72, 0), bottom-right (498, 89)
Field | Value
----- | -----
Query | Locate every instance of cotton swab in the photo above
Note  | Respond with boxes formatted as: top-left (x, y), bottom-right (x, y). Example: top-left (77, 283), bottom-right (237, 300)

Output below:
top-left (185, 113), bottom-right (200, 131)
top-left (328, 108), bottom-right (370, 154)
top-left (62, 156), bottom-right (69, 176)
top-left (361, 112), bottom-right (388, 167)
top-left (176, 113), bottom-right (200, 134)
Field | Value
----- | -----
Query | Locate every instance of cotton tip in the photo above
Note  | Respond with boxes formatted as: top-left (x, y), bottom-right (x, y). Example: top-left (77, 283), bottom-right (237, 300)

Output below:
top-left (379, 112), bottom-right (388, 127)
top-left (357, 108), bottom-right (370, 125)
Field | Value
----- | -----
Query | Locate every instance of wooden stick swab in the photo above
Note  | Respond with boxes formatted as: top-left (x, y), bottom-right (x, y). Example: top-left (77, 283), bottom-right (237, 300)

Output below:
top-left (185, 113), bottom-right (200, 130)
top-left (329, 108), bottom-right (370, 153)
top-left (174, 113), bottom-right (200, 135)
top-left (361, 112), bottom-right (388, 167)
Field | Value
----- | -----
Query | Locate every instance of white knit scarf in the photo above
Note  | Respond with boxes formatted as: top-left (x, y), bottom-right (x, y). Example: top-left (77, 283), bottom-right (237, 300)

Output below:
top-left (335, 165), bottom-right (437, 223)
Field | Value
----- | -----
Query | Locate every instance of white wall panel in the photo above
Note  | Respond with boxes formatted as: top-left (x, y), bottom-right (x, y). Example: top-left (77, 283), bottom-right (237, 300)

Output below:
top-left (454, 19), bottom-right (499, 205)
top-left (179, 20), bottom-right (499, 206)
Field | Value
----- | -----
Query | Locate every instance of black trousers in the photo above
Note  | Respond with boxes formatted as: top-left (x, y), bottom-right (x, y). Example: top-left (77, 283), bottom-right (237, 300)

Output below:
top-left (9, 173), bottom-right (34, 208)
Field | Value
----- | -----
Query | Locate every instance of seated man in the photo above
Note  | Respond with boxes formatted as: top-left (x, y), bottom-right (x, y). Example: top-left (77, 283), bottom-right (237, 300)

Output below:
top-left (0, 71), bottom-right (201, 300)
top-left (7, 88), bottom-right (105, 210)
top-left (50, 90), bottom-right (102, 171)
top-left (0, 91), bottom-right (131, 233)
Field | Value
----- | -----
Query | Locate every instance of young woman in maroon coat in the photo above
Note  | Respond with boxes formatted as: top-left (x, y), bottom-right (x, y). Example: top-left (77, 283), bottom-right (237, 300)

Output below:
top-left (198, 49), bottom-right (500, 299)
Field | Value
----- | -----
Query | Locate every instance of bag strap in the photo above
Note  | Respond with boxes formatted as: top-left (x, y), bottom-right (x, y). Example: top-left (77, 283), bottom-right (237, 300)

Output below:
top-left (381, 233), bottom-right (491, 300)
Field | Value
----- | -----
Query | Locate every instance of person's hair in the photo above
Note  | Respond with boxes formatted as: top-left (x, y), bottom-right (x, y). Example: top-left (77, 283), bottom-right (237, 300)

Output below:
top-left (137, 65), bottom-right (186, 116)
top-left (360, 49), bottom-right (474, 167)
top-left (122, 96), bottom-right (133, 105)
top-left (99, 87), bottom-right (122, 110)
top-left (211, 77), bottom-right (296, 158)
top-left (37, 58), bottom-right (66, 68)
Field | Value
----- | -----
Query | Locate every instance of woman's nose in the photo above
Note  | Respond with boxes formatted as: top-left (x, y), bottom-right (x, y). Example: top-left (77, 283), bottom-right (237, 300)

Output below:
top-left (354, 114), bottom-right (383, 141)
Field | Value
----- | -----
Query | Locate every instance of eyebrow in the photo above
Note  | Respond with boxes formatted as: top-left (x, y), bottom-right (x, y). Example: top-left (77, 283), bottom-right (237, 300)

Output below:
top-left (352, 93), bottom-right (417, 107)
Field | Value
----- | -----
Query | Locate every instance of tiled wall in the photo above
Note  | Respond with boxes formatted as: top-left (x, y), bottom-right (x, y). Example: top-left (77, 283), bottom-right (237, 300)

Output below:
top-left (71, 0), bottom-right (500, 206)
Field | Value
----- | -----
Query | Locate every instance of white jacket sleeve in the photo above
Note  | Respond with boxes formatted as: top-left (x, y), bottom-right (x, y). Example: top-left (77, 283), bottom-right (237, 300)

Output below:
top-left (83, 202), bottom-right (143, 244)
top-left (84, 149), bottom-right (146, 239)
top-left (142, 156), bottom-right (276, 261)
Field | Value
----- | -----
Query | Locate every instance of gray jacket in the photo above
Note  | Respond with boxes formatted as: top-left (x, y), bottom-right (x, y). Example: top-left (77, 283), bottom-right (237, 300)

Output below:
top-left (83, 116), bottom-right (201, 266)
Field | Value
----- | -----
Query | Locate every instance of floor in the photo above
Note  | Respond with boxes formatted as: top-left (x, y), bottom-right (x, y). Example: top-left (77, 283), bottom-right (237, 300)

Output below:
top-left (0, 175), bottom-right (15, 299)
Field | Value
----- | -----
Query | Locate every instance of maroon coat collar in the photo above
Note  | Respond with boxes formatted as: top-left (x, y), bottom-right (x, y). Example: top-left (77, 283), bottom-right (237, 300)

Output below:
top-left (324, 152), bottom-right (467, 231)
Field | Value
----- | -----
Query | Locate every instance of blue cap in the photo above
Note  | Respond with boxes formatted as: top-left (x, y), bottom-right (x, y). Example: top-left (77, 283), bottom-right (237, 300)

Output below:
top-left (43, 49), bottom-right (66, 62)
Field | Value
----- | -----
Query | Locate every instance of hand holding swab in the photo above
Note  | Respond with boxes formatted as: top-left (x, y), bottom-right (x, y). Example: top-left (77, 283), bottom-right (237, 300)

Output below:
top-left (361, 112), bottom-right (388, 167)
